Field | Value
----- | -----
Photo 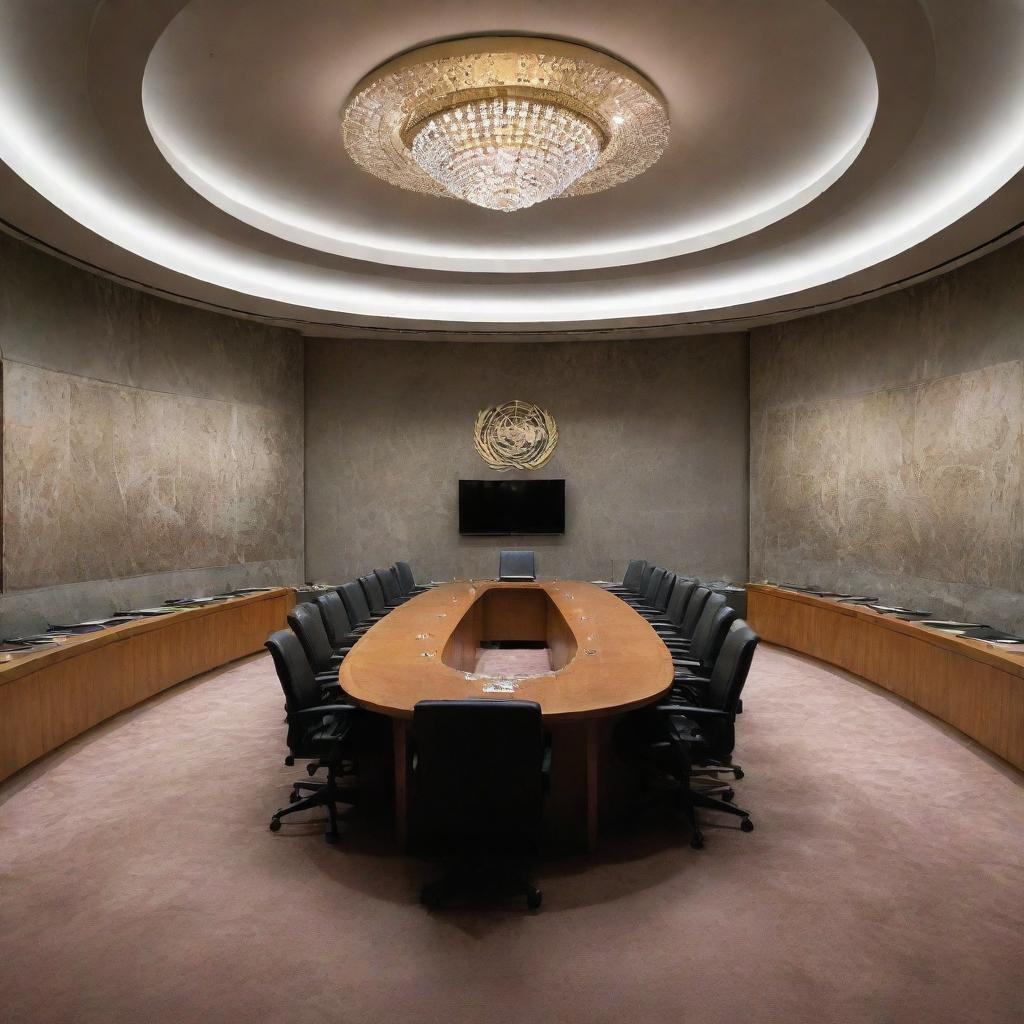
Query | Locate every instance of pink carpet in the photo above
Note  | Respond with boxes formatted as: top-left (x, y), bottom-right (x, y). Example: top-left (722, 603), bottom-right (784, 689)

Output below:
top-left (473, 646), bottom-right (553, 676)
top-left (1, 645), bottom-right (1021, 1024)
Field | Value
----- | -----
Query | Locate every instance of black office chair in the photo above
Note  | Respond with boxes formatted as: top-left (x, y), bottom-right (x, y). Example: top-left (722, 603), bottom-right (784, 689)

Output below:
top-left (602, 559), bottom-right (647, 594)
top-left (315, 590), bottom-right (364, 649)
top-left (668, 604), bottom-right (736, 694)
top-left (287, 603), bottom-right (349, 697)
top-left (499, 550), bottom-right (536, 582)
top-left (265, 630), bottom-right (360, 844)
top-left (359, 572), bottom-right (391, 617)
top-left (375, 567), bottom-right (410, 607)
top-left (412, 699), bottom-right (546, 910)
top-left (637, 571), bottom-right (677, 621)
top-left (394, 561), bottom-right (435, 595)
top-left (652, 623), bottom-right (760, 846)
top-left (339, 580), bottom-right (386, 630)
top-left (656, 585), bottom-right (712, 644)
top-left (649, 579), bottom-right (697, 634)
top-left (621, 566), bottom-right (666, 611)
top-left (633, 562), bottom-right (655, 596)
top-left (662, 591), bottom-right (727, 653)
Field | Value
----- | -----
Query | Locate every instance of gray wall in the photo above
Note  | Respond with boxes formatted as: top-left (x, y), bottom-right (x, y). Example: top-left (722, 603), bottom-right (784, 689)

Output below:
top-left (304, 335), bottom-right (750, 585)
top-left (0, 233), bottom-right (304, 635)
top-left (750, 238), bottom-right (1024, 632)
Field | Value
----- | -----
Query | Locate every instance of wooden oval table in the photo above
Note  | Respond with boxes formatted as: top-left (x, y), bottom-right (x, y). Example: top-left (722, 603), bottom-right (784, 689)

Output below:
top-left (339, 581), bottom-right (675, 850)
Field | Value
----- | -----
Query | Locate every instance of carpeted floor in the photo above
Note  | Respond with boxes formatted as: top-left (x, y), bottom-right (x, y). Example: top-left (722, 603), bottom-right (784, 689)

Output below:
top-left (473, 646), bottom-right (553, 676)
top-left (1, 645), bottom-right (1021, 1024)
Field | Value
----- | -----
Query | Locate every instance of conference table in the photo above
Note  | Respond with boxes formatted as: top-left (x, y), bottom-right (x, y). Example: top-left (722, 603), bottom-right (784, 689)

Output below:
top-left (339, 580), bottom-right (675, 850)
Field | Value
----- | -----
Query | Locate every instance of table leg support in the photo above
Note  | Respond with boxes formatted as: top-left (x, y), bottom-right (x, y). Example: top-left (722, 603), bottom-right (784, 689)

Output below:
top-left (586, 718), bottom-right (599, 852)
top-left (393, 718), bottom-right (409, 851)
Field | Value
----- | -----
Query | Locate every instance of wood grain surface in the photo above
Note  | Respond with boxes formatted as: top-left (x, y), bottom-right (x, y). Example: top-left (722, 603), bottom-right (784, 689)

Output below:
top-left (747, 584), bottom-right (1024, 770)
top-left (0, 588), bottom-right (294, 781)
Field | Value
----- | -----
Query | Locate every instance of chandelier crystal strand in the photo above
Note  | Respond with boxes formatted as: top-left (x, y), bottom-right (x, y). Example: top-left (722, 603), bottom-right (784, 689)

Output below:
top-left (410, 97), bottom-right (604, 212)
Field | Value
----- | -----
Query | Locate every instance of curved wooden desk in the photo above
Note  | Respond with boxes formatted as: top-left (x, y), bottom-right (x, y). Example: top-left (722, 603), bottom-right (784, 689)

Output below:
top-left (0, 587), bottom-right (294, 783)
top-left (747, 584), bottom-right (1024, 770)
top-left (340, 581), bottom-right (674, 849)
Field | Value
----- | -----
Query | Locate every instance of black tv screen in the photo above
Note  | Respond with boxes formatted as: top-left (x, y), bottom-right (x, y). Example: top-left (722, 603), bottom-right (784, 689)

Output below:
top-left (459, 479), bottom-right (565, 535)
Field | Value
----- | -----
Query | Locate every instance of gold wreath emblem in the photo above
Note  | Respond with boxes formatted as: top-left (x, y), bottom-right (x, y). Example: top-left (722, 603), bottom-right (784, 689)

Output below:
top-left (474, 400), bottom-right (558, 471)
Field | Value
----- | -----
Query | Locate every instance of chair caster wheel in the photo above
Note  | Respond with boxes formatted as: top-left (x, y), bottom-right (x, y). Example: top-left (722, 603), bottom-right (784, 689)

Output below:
top-left (721, 788), bottom-right (735, 802)
top-left (269, 818), bottom-right (281, 832)
top-left (288, 791), bottom-right (301, 803)
top-left (306, 763), bottom-right (319, 776)
top-left (526, 888), bottom-right (543, 910)
top-left (734, 768), bottom-right (745, 780)
top-left (690, 833), bottom-right (704, 850)
top-left (740, 818), bottom-right (754, 832)
top-left (284, 756), bottom-right (295, 767)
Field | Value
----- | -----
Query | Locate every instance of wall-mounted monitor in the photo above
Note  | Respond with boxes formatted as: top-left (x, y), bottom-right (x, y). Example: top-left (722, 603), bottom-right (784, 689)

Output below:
top-left (458, 479), bottom-right (565, 535)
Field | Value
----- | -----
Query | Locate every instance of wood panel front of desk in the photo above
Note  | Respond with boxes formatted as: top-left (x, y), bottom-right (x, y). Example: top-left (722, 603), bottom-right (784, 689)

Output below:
top-left (0, 588), bottom-right (294, 782)
top-left (747, 585), bottom-right (1024, 770)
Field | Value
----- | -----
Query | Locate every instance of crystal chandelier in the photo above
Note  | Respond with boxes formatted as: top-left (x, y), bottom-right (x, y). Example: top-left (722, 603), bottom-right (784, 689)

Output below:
top-left (409, 96), bottom-right (604, 212)
top-left (341, 37), bottom-right (669, 214)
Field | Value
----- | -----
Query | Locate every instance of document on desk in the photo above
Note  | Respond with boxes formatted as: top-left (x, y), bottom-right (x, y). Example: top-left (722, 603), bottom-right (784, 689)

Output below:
top-left (482, 679), bottom-right (519, 693)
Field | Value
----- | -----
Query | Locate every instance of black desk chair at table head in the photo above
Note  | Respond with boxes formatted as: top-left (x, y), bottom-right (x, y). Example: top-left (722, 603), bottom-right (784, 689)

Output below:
top-left (499, 550), bottom-right (537, 582)
top-left (413, 699), bottom-right (546, 910)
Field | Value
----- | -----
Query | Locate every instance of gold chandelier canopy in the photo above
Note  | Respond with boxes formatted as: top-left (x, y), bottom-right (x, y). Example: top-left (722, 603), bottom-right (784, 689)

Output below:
top-left (341, 36), bottom-right (669, 213)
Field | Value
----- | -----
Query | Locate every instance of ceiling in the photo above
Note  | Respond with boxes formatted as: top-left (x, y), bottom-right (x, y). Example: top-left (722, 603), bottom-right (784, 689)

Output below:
top-left (1, 0), bottom-right (1023, 340)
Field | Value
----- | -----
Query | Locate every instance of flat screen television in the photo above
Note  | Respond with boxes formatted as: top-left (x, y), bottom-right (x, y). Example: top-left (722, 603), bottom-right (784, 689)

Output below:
top-left (458, 479), bottom-right (565, 535)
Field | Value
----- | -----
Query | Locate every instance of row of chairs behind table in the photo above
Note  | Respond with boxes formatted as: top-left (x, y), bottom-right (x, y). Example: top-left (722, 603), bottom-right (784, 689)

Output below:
top-left (263, 561), bottom-right (435, 843)
top-left (602, 559), bottom-right (759, 849)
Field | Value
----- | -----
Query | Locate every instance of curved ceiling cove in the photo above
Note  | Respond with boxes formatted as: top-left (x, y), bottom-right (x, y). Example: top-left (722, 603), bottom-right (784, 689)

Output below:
top-left (0, 0), bottom-right (1022, 336)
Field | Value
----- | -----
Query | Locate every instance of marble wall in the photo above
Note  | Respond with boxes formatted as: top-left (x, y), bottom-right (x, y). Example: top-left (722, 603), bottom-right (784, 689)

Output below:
top-left (0, 233), bottom-right (304, 634)
top-left (750, 238), bottom-right (1024, 632)
top-left (304, 334), bottom-right (750, 586)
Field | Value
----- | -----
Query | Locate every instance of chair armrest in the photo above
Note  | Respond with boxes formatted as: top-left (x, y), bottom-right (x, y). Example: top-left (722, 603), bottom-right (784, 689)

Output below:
top-left (656, 704), bottom-right (729, 718)
top-left (289, 703), bottom-right (359, 721)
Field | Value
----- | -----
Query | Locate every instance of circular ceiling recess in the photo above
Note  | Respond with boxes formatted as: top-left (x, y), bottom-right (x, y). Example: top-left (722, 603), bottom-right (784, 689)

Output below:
top-left (0, 0), bottom-right (1022, 338)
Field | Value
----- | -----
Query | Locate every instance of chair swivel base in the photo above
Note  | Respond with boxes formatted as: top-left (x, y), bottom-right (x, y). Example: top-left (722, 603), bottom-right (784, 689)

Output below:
top-left (683, 790), bottom-right (754, 849)
top-left (269, 769), bottom-right (359, 844)
top-left (420, 862), bottom-right (542, 911)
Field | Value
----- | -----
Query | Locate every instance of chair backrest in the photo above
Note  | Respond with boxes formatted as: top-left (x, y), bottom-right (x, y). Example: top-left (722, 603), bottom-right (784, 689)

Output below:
top-left (315, 591), bottom-right (353, 647)
top-left (359, 572), bottom-right (387, 614)
top-left (621, 559), bottom-right (647, 590)
top-left (642, 567), bottom-right (666, 605)
top-left (663, 579), bottom-right (696, 625)
top-left (705, 622), bottom-right (760, 713)
top-left (412, 699), bottom-right (545, 852)
top-left (394, 561), bottom-right (417, 594)
top-left (679, 586), bottom-right (712, 637)
top-left (653, 570), bottom-right (676, 612)
top-left (287, 602), bottom-right (336, 673)
top-left (688, 602), bottom-right (736, 667)
top-left (376, 567), bottom-right (403, 604)
top-left (499, 550), bottom-right (536, 581)
top-left (265, 629), bottom-right (321, 714)
top-left (339, 580), bottom-right (373, 626)
top-left (636, 563), bottom-right (655, 594)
